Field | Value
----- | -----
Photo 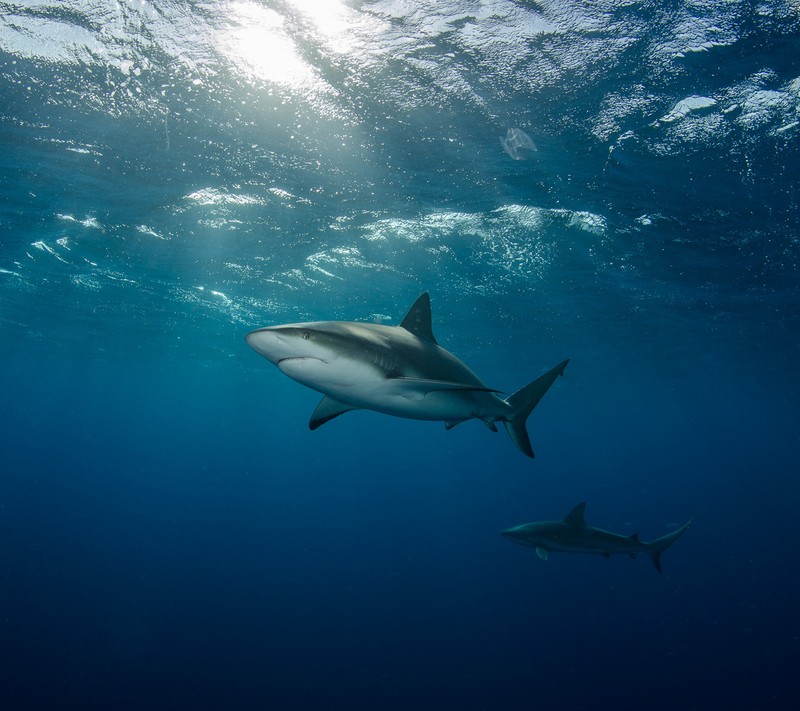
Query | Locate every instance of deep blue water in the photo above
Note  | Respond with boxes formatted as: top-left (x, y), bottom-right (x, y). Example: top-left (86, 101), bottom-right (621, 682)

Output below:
top-left (1, 1), bottom-right (799, 709)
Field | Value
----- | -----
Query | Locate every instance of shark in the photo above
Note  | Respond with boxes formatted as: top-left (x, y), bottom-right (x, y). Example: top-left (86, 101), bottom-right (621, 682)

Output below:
top-left (245, 293), bottom-right (568, 457)
top-left (501, 503), bottom-right (691, 572)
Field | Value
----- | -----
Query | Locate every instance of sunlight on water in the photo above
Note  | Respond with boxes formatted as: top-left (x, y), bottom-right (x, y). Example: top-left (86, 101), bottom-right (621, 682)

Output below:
top-left (217, 1), bottom-right (328, 93)
top-left (289, 0), bottom-right (359, 48)
top-left (0, 0), bottom-right (796, 360)
top-left (31, 240), bottom-right (69, 264)
top-left (184, 188), bottom-right (266, 207)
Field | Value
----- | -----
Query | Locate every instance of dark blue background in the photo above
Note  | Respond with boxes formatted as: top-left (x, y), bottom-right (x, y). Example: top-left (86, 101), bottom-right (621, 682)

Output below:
top-left (2, 339), bottom-right (797, 709)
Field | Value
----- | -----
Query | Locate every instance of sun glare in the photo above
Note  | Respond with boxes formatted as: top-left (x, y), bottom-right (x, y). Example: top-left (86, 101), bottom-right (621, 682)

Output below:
top-left (289, 0), bottom-right (380, 57)
top-left (219, 2), bottom-right (317, 88)
top-left (289, 0), bottom-right (349, 36)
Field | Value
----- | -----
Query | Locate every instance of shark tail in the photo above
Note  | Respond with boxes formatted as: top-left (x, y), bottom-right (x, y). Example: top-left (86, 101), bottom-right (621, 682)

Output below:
top-left (502, 359), bottom-right (569, 458)
top-left (647, 521), bottom-right (692, 573)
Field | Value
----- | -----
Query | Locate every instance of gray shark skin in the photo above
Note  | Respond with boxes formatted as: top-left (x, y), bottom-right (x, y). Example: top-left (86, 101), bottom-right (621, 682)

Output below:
top-left (246, 293), bottom-right (568, 457)
top-left (502, 503), bottom-right (691, 572)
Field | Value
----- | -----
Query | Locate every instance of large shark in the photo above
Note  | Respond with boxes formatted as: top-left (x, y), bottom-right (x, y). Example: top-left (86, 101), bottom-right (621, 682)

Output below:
top-left (246, 293), bottom-right (568, 457)
top-left (501, 503), bottom-right (691, 572)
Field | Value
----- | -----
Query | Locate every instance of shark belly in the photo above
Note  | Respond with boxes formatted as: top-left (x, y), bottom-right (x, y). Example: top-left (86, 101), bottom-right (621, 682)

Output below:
top-left (546, 532), bottom-right (646, 557)
top-left (369, 383), bottom-right (504, 422)
top-left (277, 355), bottom-right (504, 422)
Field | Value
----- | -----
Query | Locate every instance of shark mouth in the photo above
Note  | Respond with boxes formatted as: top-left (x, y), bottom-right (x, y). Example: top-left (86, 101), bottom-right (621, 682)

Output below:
top-left (276, 356), bottom-right (330, 375)
top-left (277, 357), bottom-right (326, 365)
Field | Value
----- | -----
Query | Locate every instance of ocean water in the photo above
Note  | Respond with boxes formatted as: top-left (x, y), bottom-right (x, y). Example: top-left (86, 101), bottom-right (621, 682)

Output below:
top-left (1, 1), bottom-right (799, 709)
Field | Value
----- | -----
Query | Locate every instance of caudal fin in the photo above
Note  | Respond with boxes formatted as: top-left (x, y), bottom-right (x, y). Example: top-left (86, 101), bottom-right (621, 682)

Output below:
top-left (648, 521), bottom-right (692, 573)
top-left (502, 359), bottom-right (568, 458)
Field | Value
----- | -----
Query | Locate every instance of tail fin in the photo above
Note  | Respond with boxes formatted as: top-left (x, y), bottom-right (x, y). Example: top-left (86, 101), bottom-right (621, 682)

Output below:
top-left (648, 521), bottom-right (692, 573)
top-left (502, 359), bottom-right (568, 458)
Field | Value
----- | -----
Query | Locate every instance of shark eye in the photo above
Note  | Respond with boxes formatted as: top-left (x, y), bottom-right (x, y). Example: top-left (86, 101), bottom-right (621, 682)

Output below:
top-left (301, 331), bottom-right (311, 340)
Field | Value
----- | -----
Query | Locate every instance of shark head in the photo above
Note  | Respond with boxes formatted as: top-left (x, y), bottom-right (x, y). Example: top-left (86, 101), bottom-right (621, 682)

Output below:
top-left (500, 523), bottom-right (546, 548)
top-left (500, 505), bottom-right (586, 551)
top-left (501, 523), bottom-right (556, 560)
top-left (246, 324), bottom-right (335, 366)
top-left (245, 322), bottom-right (386, 395)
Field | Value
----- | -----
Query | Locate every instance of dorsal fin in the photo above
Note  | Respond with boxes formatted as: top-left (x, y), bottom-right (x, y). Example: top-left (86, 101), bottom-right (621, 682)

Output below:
top-left (564, 502), bottom-right (586, 528)
top-left (399, 293), bottom-right (437, 344)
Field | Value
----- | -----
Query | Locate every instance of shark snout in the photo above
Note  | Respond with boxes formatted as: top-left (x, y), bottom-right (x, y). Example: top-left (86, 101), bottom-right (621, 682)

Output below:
top-left (245, 327), bottom-right (304, 364)
top-left (246, 328), bottom-right (280, 363)
top-left (500, 526), bottom-right (539, 548)
top-left (500, 528), bottom-right (524, 541)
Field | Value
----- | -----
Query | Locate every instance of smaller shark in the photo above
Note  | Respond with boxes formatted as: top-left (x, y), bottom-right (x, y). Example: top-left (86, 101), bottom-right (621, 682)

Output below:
top-left (501, 503), bottom-right (691, 572)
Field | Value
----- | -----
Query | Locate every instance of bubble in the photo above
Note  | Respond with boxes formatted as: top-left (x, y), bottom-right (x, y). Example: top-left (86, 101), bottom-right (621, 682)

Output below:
top-left (500, 128), bottom-right (537, 160)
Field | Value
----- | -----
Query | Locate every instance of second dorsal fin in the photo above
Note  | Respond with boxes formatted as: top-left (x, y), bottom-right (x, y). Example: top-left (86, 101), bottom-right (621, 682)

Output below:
top-left (399, 292), bottom-right (437, 344)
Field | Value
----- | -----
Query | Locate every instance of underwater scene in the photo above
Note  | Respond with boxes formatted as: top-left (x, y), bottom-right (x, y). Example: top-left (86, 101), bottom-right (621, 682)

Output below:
top-left (1, 1), bottom-right (798, 709)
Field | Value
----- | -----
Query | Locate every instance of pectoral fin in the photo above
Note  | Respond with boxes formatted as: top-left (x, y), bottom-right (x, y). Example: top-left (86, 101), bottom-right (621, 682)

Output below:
top-left (445, 420), bottom-right (466, 430)
top-left (309, 396), bottom-right (360, 430)
top-left (445, 418), bottom-right (498, 431)
top-left (536, 547), bottom-right (549, 561)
